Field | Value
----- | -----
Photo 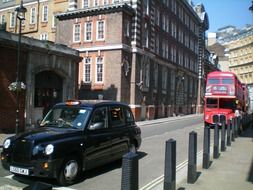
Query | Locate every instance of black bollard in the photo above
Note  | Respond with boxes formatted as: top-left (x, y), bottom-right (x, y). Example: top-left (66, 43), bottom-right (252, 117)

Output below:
top-left (231, 118), bottom-right (235, 142)
top-left (213, 122), bottom-right (220, 159)
top-left (227, 119), bottom-right (231, 146)
top-left (187, 131), bottom-right (197, 183)
top-left (234, 116), bottom-right (238, 138)
top-left (203, 124), bottom-right (210, 169)
top-left (221, 120), bottom-right (226, 152)
top-left (121, 152), bottom-right (139, 190)
top-left (164, 139), bottom-right (176, 190)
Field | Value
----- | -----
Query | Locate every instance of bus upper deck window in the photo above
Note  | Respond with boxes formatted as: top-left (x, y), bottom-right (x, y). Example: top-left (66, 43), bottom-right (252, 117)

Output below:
top-left (222, 78), bottom-right (233, 84)
top-left (208, 78), bottom-right (219, 84)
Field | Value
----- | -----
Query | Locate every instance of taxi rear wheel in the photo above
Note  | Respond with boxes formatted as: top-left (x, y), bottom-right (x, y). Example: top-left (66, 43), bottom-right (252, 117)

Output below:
top-left (57, 156), bottom-right (81, 186)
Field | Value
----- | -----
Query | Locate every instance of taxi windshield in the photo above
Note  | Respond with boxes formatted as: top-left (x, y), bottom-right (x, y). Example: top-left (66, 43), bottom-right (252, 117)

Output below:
top-left (40, 107), bottom-right (91, 129)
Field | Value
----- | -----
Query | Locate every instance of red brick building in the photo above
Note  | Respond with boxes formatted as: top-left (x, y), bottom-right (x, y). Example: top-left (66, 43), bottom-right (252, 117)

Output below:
top-left (56, 0), bottom-right (210, 121)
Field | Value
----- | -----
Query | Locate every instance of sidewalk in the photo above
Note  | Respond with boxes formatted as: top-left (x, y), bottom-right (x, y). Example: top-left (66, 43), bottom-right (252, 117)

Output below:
top-left (150, 125), bottom-right (253, 190)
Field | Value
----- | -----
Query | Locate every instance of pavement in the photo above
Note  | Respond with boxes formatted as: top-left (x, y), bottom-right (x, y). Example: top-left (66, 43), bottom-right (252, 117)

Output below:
top-left (144, 122), bottom-right (253, 190)
top-left (0, 114), bottom-right (252, 190)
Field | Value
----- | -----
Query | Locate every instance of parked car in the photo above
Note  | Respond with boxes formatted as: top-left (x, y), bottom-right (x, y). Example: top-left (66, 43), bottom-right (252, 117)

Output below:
top-left (1, 100), bottom-right (141, 186)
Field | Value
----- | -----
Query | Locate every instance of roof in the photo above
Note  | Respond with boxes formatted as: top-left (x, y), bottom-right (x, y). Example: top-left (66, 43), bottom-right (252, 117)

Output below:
top-left (55, 100), bottom-right (129, 108)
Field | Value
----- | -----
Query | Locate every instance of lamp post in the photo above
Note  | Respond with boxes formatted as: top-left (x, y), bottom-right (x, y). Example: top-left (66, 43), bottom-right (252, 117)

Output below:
top-left (15, 0), bottom-right (27, 134)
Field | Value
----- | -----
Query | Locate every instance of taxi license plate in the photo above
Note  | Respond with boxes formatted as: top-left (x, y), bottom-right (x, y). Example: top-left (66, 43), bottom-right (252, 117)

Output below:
top-left (10, 166), bottom-right (29, 175)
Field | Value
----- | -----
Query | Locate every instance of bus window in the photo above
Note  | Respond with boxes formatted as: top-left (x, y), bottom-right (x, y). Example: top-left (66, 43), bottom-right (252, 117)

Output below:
top-left (222, 78), bottom-right (233, 84)
top-left (208, 78), bottom-right (219, 84)
top-left (219, 98), bottom-right (236, 110)
top-left (206, 98), bottom-right (218, 108)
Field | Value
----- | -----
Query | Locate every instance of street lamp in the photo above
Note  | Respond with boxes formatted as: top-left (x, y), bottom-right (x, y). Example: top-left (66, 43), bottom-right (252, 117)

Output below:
top-left (15, 0), bottom-right (27, 134)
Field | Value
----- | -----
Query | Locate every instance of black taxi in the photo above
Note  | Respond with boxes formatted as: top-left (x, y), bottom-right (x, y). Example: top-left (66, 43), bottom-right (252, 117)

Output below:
top-left (1, 100), bottom-right (141, 186)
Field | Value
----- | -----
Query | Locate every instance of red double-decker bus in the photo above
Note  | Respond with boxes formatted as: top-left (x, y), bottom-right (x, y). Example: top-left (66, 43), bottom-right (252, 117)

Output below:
top-left (204, 71), bottom-right (244, 127)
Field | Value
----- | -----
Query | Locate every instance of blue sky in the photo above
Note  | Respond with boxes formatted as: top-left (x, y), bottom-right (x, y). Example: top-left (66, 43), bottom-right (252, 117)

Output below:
top-left (193, 0), bottom-right (253, 32)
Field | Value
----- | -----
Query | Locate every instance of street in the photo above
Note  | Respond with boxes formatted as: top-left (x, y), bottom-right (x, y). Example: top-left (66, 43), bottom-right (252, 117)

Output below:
top-left (0, 114), bottom-right (204, 190)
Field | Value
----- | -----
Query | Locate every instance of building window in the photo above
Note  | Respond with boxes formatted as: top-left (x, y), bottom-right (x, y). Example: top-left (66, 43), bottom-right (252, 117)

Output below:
top-left (83, 0), bottom-right (89, 8)
top-left (141, 57), bottom-right (150, 88)
top-left (42, 5), bottom-right (48, 22)
top-left (94, 0), bottom-right (99, 6)
top-left (85, 22), bottom-right (92, 41)
top-left (113, 0), bottom-right (121, 3)
top-left (143, 0), bottom-right (150, 15)
top-left (10, 12), bottom-right (15, 28)
top-left (162, 67), bottom-right (168, 90)
top-left (0, 14), bottom-right (6, 24)
top-left (84, 57), bottom-right (92, 83)
top-left (97, 20), bottom-right (105, 40)
top-left (96, 57), bottom-right (104, 83)
top-left (124, 19), bottom-right (130, 37)
top-left (30, 7), bottom-right (36, 24)
top-left (154, 64), bottom-right (158, 89)
top-left (103, 0), bottom-right (109, 5)
top-left (155, 34), bottom-right (159, 54)
top-left (73, 24), bottom-right (81, 42)
top-left (143, 23), bottom-right (149, 48)
top-left (155, 8), bottom-right (160, 25)
top-left (40, 32), bottom-right (48, 40)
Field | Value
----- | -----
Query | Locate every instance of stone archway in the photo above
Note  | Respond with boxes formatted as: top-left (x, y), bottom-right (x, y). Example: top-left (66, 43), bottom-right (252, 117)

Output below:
top-left (34, 71), bottom-right (63, 117)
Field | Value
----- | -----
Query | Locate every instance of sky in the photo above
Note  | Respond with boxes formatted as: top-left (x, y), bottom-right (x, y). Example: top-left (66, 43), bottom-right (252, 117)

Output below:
top-left (193, 0), bottom-right (253, 32)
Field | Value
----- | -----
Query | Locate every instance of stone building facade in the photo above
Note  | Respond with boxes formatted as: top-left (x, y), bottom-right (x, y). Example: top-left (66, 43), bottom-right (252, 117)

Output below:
top-left (56, 0), bottom-right (209, 120)
top-left (0, 30), bottom-right (81, 132)
top-left (0, 0), bottom-right (69, 41)
top-left (225, 27), bottom-right (253, 111)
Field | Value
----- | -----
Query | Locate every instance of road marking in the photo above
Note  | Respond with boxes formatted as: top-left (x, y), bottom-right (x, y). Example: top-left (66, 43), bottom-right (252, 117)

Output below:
top-left (3, 175), bottom-right (76, 190)
top-left (140, 150), bottom-right (203, 190)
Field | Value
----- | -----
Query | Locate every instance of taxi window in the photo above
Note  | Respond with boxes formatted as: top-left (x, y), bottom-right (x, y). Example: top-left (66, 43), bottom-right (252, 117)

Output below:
top-left (110, 106), bottom-right (125, 127)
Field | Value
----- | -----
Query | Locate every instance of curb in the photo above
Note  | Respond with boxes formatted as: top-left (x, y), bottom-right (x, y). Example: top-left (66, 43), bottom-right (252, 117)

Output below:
top-left (137, 114), bottom-right (202, 127)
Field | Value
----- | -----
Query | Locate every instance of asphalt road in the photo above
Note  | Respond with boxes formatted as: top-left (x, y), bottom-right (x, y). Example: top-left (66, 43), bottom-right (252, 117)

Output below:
top-left (0, 115), bottom-right (204, 190)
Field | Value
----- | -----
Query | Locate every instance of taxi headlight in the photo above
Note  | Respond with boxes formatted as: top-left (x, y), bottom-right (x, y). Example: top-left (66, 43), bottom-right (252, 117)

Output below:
top-left (45, 144), bottom-right (54, 155)
top-left (3, 139), bottom-right (11, 149)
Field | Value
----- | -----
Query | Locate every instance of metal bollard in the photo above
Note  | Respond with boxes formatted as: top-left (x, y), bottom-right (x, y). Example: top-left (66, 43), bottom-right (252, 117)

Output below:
top-left (234, 116), bottom-right (238, 138)
top-left (121, 152), bottom-right (139, 190)
top-left (221, 120), bottom-right (226, 152)
top-left (202, 124), bottom-right (210, 169)
top-left (187, 131), bottom-right (197, 183)
top-left (227, 119), bottom-right (231, 146)
top-left (164, 139), bottom-right (176, 190)
top-left (231, 118), bottom-right (235, 142)
top-left (213, 123), bottom-right (220, 159)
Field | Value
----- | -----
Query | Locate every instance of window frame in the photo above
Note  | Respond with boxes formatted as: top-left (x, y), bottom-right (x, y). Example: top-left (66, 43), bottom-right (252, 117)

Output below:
top-left (73, 24), bottom-right (81, 43)
top-left (83, 57), bottom-right (92, 83)
top-left (42, 5), bottom-right (48, 23)
top-left (96, 20), bottom-right (105, 41)
top-left (95, 56), bottom-right (104, 83)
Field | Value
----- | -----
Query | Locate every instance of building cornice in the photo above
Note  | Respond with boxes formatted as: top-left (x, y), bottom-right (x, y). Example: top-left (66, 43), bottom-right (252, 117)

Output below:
top-left (56, 3), bottom-right (135, 20)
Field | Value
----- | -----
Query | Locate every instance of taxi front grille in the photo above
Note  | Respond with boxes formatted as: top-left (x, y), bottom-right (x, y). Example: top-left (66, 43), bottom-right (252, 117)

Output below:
top-left (12, 140), bottom-right (33, 163)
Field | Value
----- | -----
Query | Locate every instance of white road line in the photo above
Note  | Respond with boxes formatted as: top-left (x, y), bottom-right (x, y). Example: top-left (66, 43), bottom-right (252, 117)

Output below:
top-left (140, 150), bottom-right (203, 190)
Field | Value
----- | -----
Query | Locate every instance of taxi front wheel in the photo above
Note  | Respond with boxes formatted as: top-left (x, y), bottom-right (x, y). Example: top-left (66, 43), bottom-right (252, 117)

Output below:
top-left (57, 156), bottom-right (81, 186)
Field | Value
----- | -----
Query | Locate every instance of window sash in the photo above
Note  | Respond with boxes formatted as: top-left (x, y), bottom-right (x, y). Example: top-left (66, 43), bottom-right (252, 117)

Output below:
top-left (42, 5), bottom-right (48, 22)
top-left (96, 57), bottom-right (104, 82)
top-left (84, 57), bottom-right (91, 82)
top-left (30, 7), bottom-right (36, 24)
top-left (97, 20), bottom-right (105, 40)
top-left (73, 24), bottom-right (81, 42)
top-left (85, 22), bottom-right (92, 41)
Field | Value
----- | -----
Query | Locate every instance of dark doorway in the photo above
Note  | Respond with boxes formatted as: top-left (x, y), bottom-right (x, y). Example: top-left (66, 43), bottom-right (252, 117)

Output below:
top-left (35, 71), bottom-right (63, 116)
